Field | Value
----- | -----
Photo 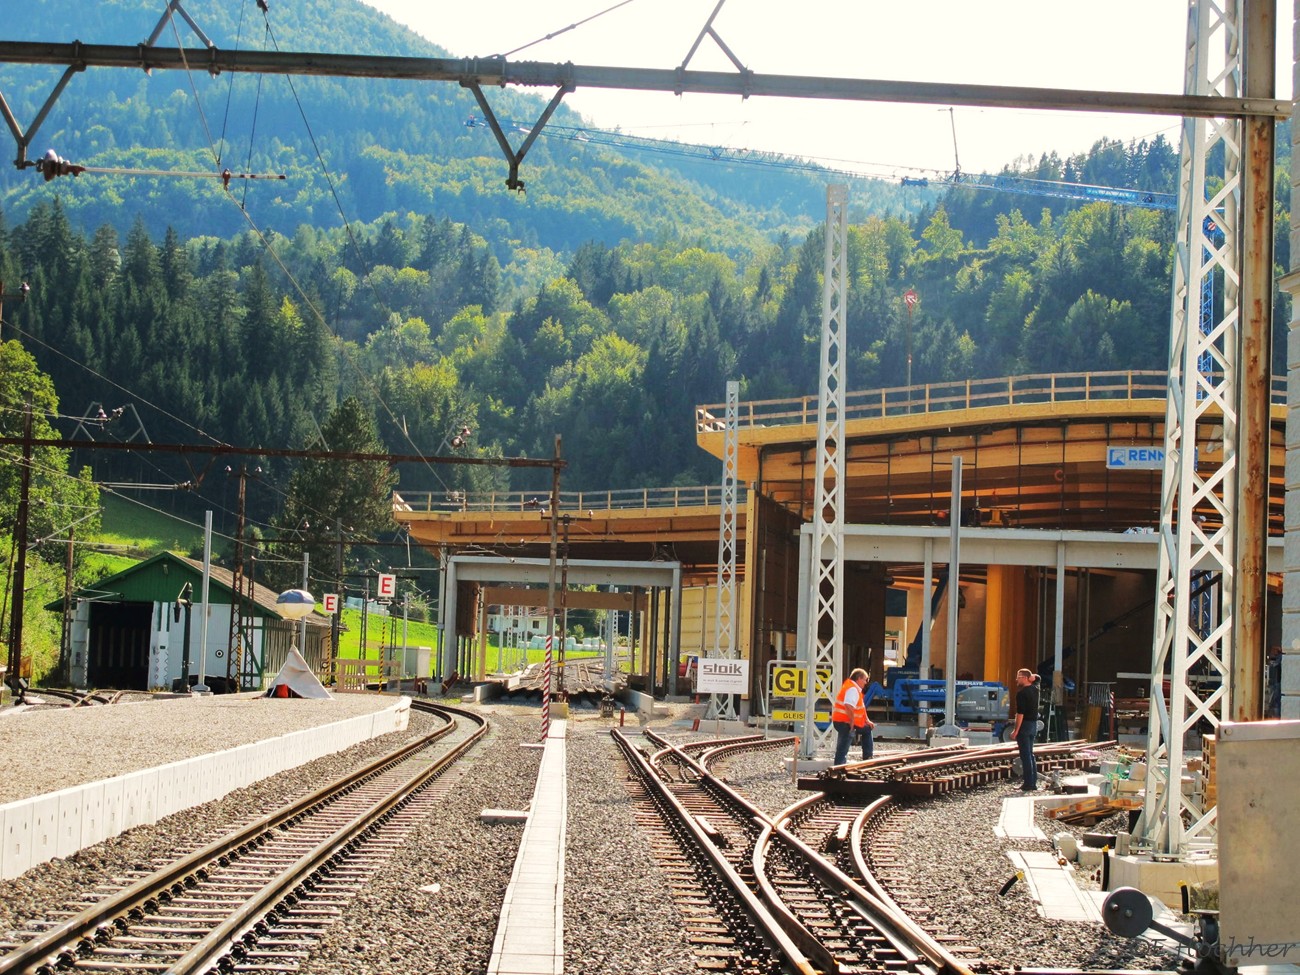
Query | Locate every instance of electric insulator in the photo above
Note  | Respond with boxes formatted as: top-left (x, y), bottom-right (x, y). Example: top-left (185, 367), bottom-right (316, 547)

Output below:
top-left (37, 149), bottom-right (85, 182)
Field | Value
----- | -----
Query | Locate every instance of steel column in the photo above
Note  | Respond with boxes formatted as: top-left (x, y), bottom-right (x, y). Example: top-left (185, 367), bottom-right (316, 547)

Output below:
top-left (708, 380), bottom-right (740, 719)
top-left (1141, 0), bottom-right (1244, 856)
top-left (801, 185), bottom-right (848, 759)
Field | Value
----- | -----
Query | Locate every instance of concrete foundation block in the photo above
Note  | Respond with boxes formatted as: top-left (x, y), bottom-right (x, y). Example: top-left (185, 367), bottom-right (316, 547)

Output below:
top-left (927, 734), bottom-right (969, 748)
top-left (788, 757), bottom-right (833, 774)
top-left (1108, 853), bottom-right (1218, 910)
top-left (481, 808), bottom-right (530, 824)
top-left (1078, 845), bottom-right (1106, 867)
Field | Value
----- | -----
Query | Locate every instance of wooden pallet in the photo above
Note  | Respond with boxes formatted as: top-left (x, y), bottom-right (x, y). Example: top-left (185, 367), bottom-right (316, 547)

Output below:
top-left (1046, 794), bottom-right (1141, 825)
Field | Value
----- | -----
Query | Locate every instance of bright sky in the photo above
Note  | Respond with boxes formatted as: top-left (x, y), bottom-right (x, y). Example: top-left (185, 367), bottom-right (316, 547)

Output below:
top-left (361, 0), bottom-right (1292, 181)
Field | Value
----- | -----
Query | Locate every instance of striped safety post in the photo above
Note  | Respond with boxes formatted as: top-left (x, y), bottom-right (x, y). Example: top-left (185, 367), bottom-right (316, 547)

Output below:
top-left (540, 634), bottom-right (552, 740)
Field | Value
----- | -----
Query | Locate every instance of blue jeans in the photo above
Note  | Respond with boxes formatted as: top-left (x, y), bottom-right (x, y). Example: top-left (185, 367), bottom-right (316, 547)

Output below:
top-left (1017, 720), bottom-right (1039, 788)
top-left (833, 722), bottom-right (872, 765)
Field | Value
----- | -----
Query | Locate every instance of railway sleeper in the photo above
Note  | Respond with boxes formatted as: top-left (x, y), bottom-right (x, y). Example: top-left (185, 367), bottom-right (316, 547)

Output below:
top-left (825, 820), bottom-right (851, 852)
top-left (685, 923), bottom-right (731, 935)
top-left (686, 935), bottom-right (739, 946)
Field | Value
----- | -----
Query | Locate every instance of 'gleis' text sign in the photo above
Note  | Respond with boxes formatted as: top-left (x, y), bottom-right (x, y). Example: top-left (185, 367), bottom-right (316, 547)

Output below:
top-left (770, 709), bottom-right (832, 723)
top-left (1107, 446), bottom-right (1165, 470)
top-left (696, 659), bottom-right (749, 694)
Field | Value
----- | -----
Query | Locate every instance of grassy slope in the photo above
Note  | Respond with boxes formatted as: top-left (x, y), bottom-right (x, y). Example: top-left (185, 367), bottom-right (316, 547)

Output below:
top-left (333, 607), bottom-right (601, 674)
top-left (94, 493), bottom-right (203, 557)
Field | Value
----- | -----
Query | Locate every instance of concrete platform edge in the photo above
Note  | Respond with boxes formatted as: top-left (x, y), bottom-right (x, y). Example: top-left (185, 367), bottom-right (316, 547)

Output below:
top-left (0, 697), bottom-right (411, 881)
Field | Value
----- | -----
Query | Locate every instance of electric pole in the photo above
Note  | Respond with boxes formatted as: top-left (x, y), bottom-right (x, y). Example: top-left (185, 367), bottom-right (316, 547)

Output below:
top-left (227, 466), bottom-right (249, 689)
top-left (5, 397), bottom-right (33, 698)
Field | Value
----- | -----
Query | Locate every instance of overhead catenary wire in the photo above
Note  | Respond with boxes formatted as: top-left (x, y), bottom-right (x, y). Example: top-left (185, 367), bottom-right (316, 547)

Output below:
top-left (152, 4), bottom-right (481, 496)
top-left (497, 0), bottom-right (640, 58)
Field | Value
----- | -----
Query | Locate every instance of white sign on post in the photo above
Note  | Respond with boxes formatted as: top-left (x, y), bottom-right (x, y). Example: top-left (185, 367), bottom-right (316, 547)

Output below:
top-left (377, 573), bottom-right (396, 601)
top-left (322, 593), bottom-right (339, 614)
top-left (695, 659), bottom-right (749, 694)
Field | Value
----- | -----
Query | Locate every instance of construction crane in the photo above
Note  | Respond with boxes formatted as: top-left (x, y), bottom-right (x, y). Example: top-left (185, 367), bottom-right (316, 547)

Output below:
top-left (907, 170), bottom-right (1176, 212)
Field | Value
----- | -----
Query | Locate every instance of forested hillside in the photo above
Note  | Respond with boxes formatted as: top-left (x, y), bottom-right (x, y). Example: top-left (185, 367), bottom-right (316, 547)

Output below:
top-left (0, 0), bottom-right (919, 252)
top-left (0, 0), bottom-right (1293, 682)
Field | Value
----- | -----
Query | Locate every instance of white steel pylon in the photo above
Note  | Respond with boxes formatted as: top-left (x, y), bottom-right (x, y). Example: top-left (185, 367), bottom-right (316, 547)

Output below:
top-left (708, 380), bottom-right (740, 720)
top-left (801, 185), bottom-right (848, 759)
top-left (1138, 0), bottom-right (1242, 857)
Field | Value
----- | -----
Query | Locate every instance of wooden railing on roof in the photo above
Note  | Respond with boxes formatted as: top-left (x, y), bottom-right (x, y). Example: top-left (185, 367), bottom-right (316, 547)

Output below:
top-left (394, 484), bottom-right (726, 515)
top-left (694, 369), bottom-right (1288, 432)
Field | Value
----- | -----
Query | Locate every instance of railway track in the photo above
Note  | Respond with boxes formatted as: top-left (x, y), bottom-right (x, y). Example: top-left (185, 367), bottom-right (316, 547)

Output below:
top-left (20, 688), bottom-right (119, 708)
top-left (0, 700), bottom-right (485, 975)
top-left (619, 729), bottom-right (1109, 975)
top-left (614, 729), bottom-right (808, 974)
top-left (506, 656), bottom-right (623, 698)
top-left (809, 739), bottom-right (1105, 799)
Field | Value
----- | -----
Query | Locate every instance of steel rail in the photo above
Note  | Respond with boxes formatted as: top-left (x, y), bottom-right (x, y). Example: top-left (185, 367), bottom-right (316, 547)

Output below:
top-left (644, 731), bottom-right (857, 972)
top-left (168, 702), bottom-right (487, 975)
top-left (0, 701), bottom-right (478, 975)
top-left (647, 731), bottom-right (771, 765)
top-left (612, 729), bottom-right (821, 975)
top-left (697, 734), bottom-right (796, 768)
top-left (654, 729), bottom-right (966, 973)
top-left (849, 796), bottom-right (920, 920)
top-left (20, 687), bottom-right (102, 707)
top-left (757, 792), bottom-right (973, 975)
top-left (816, 739), bottom-right (1108, 798)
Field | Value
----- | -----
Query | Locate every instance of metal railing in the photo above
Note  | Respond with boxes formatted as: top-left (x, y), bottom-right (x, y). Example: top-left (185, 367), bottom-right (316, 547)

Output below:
top-left (395, 370), bottom-right (1289, 516)
top-left (395, 483), bottom-right (727, 515)
top-left (694, 369), bottom-right (1288, 432)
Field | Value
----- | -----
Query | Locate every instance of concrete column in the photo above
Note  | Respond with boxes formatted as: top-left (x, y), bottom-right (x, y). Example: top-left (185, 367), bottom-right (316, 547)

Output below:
top-left (441, 559), bottom-right (459, 680)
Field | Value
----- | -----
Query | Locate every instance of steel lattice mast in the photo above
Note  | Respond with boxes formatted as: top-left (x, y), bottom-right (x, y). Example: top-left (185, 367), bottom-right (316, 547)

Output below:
top-left (708, 380), bottom-right (740, 721)
top-left (801, 185), bottom-right (848, 759)
top-left (1139, 0), bottom-right (1243, 857)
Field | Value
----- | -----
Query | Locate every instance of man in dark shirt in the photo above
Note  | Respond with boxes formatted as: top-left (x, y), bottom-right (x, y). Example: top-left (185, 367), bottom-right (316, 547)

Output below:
top-left (1267, 646), bottom-right (1282, 719)
top-left (1013, 668), bottom-right (1041, 791)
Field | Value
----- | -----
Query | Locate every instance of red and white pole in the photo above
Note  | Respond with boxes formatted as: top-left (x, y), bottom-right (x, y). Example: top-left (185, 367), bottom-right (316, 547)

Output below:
top-left (541, 435), bottom-right (562, 742)
top-left (541, 633), bottom-right (553, 739)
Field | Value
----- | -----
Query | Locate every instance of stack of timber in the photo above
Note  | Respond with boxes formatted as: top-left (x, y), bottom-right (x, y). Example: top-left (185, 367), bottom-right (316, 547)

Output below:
top-left (1045, 794), bottom-right (1143, 826)
top-left (1198, 734), bottom-right (1217, 807)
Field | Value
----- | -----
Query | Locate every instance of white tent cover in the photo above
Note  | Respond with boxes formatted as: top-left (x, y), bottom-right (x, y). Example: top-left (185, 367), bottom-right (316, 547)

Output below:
top-left (265, 647), bottom-right (332, 699)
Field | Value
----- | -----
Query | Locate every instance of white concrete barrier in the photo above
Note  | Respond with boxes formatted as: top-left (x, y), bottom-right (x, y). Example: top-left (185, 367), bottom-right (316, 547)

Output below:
top-left (0, 698), bottom-right (410, 880)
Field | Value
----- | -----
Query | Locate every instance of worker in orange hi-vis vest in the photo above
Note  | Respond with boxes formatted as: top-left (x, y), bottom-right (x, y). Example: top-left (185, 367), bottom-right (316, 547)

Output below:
top-left (831, 667), bottom-right (875, 766)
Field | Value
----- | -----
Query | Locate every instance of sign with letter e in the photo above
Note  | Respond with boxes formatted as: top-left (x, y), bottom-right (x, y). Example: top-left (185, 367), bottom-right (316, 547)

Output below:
top-left (695, 659), bottom-right (749, 694)
top-left (322, 593), bottom-right (339, 614)
top-left (377, 573), bottom-right (396, 601)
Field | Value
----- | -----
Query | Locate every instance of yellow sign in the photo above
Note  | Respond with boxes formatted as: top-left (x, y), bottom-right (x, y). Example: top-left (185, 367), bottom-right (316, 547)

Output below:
top-left (770, 664), bottom-right (834, 698)
top-left (771, 709), bottom-right (831, 723)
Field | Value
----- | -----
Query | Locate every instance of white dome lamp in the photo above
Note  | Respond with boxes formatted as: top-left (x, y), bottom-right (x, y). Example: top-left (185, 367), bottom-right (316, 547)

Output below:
top-left (277, 589), bottom-right (316, 662)
top-left (276, 588), bottom-right (316, 621)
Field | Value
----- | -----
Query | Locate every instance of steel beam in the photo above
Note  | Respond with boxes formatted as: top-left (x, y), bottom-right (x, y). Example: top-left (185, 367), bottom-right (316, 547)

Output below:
top-left (0, 42), bottom-right (1286, 120)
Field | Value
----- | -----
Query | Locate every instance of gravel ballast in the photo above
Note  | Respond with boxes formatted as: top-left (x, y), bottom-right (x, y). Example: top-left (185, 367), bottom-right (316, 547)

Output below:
top-left (0, 693), bottom-right (399, 804)
top-left (0, 697), bottom-right (1187, 973)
